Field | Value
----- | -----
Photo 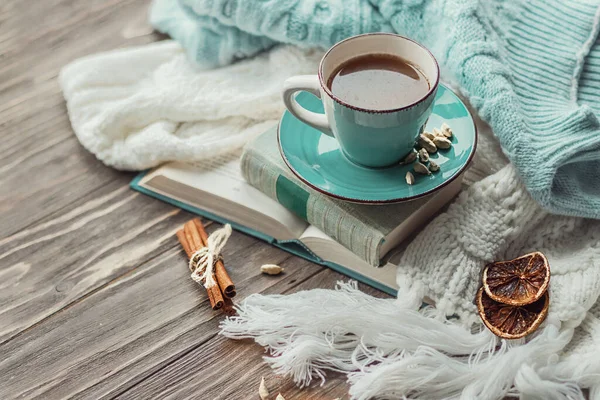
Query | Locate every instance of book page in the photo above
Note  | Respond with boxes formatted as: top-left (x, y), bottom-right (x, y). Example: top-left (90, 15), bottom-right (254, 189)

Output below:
top-left (299, 225), bottom-right (399, 291)
top-left (142, 152), bottom-right (308, 239)
top-left (298, 225), bottom-right (331, 241)
top-left (186, 152), bottom-right (246, 182)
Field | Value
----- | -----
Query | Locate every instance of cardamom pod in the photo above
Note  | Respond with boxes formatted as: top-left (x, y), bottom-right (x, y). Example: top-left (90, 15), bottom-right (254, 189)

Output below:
top-left (414, 161), bottom-right (431, 175)
top-left (433, 127), bottom-right (443, 137)
top-left (418, 148), bottom-right (429, 163)
top-left (402, 150), bottom-right (417, 164)
top-left (261, 264), bottom-right (284, 275)
top-left (422, 131), bottom-right (436, 141)
top-left (429, 160), bottom-right (440, 172)
top-left (418, 135), bottom-right (437, 153)
top-left (433, 136), bottom-right (452, 149)
top-left (259, 377), bottom-right (269, 400)
top-left (405, 171), bottom-right (415, 185)
top-left (441, 122), bottom-right (453, 138)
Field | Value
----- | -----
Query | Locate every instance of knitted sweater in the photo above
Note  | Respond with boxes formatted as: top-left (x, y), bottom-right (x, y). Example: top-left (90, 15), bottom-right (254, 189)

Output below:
top-left (151, 0), bottom-right (600, 219)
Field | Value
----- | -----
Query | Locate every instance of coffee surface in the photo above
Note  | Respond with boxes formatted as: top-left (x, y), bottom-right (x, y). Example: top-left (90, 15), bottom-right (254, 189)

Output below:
top-left (327, 53), bottom-right (429, 110)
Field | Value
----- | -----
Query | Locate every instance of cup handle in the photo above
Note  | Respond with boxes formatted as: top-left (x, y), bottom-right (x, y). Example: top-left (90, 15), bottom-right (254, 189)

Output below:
top-left (282, 75), bottom-right (334, 137)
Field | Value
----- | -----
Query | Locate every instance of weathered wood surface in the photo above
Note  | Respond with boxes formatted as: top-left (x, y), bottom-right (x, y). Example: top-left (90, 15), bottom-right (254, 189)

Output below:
top-left (0, 1), bottom-right (389, 399)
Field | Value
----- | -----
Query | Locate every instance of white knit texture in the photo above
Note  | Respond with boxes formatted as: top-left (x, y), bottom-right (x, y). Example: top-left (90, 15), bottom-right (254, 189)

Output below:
top-left (59, 41), bottom-right (322, 170)
top-left (60, 43), bottom-right (600, 399)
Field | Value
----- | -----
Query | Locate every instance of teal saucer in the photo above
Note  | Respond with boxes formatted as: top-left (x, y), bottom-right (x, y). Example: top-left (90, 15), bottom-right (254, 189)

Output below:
top-left (278, 84), bottom-right (477, 204)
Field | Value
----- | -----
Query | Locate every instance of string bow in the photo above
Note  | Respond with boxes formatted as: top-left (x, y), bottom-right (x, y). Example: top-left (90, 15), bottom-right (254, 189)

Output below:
top-left (189, 224), bottom-right (232, 288)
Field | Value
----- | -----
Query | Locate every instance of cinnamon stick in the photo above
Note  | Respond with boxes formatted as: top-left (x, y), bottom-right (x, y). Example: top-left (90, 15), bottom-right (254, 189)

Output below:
top-left (184, 220), bottom-right (203, 252)
top-left (176, 229), bottom-right (193, 258)
top-left (222, 296), bottom-right (237, 316)
top-left (192, 218), bottom-right (236, 298)
top-left (178, 224), bottom-right (224, 310)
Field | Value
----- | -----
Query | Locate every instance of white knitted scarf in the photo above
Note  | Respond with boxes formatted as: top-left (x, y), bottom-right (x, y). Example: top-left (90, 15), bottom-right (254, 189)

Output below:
top-left (60, 42), bottom-right (600, 399)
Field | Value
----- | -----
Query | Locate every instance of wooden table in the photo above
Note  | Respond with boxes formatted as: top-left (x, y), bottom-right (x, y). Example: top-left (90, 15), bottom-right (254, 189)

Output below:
top-left (0, 1), bottom-right (387, 398)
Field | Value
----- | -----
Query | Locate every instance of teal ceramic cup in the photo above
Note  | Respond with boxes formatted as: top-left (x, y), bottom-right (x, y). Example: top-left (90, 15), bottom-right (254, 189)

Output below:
top-left (282, 33), bottom-right (440, 168)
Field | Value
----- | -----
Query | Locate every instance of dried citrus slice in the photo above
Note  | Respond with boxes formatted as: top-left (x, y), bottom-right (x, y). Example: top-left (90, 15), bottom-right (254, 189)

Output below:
top-left (476, 287), bottom-right (549, 339)
top-left (482, 252), bottom-right (550, 306)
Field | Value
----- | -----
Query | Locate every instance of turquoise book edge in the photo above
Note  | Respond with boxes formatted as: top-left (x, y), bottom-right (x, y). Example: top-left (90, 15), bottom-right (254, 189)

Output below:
top-left (130, 171), bottom-right (398, 297)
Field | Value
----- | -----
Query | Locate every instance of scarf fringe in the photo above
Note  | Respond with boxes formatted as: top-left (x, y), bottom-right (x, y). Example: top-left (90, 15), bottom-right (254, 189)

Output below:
top-left (517, 353), bottom-right (600, 400)
top-left (219, 281), bottom-right (592, 399)
top-left (348, 324), bottom-right (574, 400)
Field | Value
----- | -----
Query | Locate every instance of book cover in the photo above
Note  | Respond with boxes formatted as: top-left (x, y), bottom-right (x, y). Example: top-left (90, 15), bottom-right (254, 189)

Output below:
top-left (241, 126), bottom-right (431, 267)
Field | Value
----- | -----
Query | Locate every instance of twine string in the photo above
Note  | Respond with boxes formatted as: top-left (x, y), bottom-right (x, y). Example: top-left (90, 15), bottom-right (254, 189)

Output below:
top-left (188, 224), bottom-right (232, 288)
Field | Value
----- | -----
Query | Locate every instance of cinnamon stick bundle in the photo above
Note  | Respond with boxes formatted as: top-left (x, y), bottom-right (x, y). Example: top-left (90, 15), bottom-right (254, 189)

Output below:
top-left (176, 225), bottom-right (223, 310)
top-left (192, 219), bottom-right (236, 298)
top-left (176, 218), bottom-right (236, 311)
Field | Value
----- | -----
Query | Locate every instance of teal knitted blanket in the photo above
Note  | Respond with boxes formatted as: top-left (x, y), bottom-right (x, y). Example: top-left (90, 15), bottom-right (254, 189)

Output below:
top-left (151, 0), bottom-right (600, 219)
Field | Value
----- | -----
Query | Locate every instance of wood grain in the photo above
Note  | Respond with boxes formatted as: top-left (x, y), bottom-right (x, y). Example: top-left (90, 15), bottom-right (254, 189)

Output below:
top-left (0, 240), bottom-right (325, 399)
top-left (0, 0), bottom-right (162, 238)
top-left (114, 269), bottom-right (388, 400)
top-left (0, 1), bottom-right (390, 399)
top-left (0, 179), bottom-right (187, 343)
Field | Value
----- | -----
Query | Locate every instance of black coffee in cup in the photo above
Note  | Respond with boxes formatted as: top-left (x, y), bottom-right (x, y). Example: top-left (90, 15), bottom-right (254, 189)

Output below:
top-left (327, 53), bottom-right (429, 110)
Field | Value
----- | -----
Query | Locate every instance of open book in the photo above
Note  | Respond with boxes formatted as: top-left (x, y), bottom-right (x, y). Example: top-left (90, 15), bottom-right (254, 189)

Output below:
top-left (132, 139), bottom-right (463, 296)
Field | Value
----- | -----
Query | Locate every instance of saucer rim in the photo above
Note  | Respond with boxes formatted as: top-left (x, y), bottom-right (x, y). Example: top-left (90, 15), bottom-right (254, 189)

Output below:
top-left (277, 83), bottom-right (478, 204)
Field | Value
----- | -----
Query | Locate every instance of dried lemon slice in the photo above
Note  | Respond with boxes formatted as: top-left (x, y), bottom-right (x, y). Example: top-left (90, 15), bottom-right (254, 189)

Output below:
top-left (476, 287), bottom-right (549, 339)
top-left (483, 252), bottom-right (550, 306)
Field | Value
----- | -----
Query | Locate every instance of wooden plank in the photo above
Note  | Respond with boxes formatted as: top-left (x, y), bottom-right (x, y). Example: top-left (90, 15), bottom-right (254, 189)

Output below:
top-left (0, 179), bottom-right (195, 343)
top-left (113, 327), bottom-right (350, 400)
top-left (0, 0), bottom-right (158, 149)
top-left (0, 140), bottom-right (131, 238)
top-left (0, 234), bottom-right (328, 399)
top-left (0, 0), bottom-right (156, 87)
top-left (114, 269), bottom-right (388, 400)
top-left (0, 0), bottom-right (160, 237)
